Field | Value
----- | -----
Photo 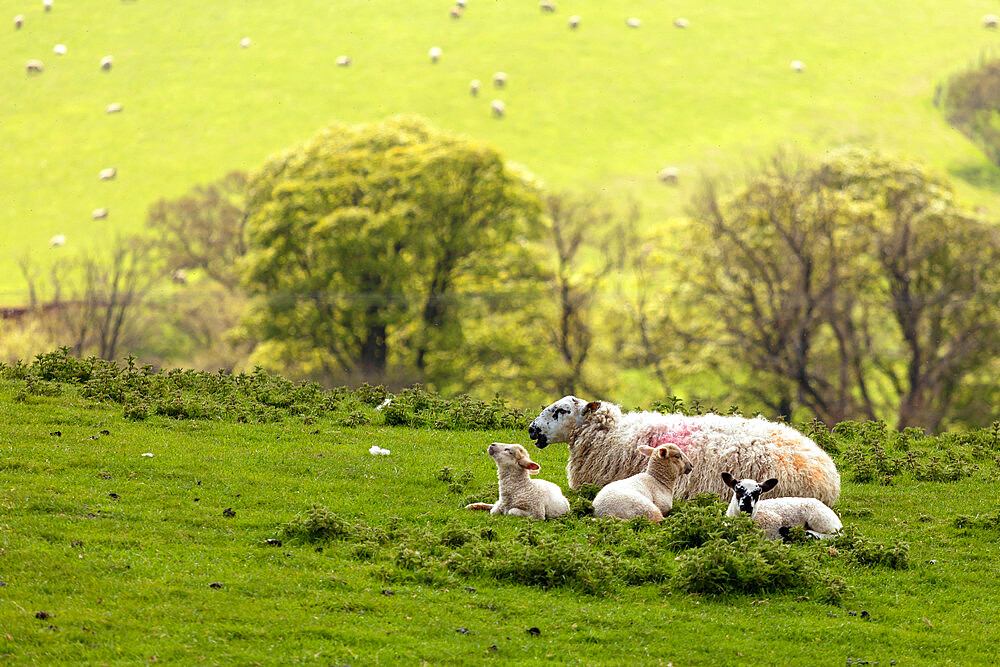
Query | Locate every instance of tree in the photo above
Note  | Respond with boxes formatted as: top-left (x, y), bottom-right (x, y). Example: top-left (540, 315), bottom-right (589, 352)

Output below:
top-left (685, 148), bottom-right (1000, 429)
top-left (242, 116), bottom-right (544, 387)
top-left (146, 171), bottom-right (248, 290)
top-left (937, 58), bottom-right (1000, 168)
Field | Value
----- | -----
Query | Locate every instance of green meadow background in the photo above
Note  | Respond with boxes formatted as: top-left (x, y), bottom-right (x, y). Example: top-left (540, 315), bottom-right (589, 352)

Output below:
top-left (4, 0), bottom-right (1000, 296)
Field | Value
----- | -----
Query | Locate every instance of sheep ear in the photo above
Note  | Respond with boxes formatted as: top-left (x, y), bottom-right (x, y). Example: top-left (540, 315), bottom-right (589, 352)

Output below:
top-left (657, 448), bottom-right (670, 458)
top-left (637, 445), bottom-right (656, 457)
top-left (583, 401), bottom-right (601, 414)
top-left (721, 472), bottom-right (736, 488)
top-left (519, 459), bottom-right (541, 473)
top-left (761, 478), bottom-right (778, 493)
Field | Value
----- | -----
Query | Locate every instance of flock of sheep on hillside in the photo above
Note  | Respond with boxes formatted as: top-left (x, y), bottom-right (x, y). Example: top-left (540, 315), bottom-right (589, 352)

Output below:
top-left (465, 396), bottom-right (844, 541)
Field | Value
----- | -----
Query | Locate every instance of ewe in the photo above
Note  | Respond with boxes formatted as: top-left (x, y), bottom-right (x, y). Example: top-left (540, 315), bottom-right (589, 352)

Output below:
top-left (490, 99), bottom-right (505, 117)
top-left (465, 443), bottom-right (570, 520)
top-left (15, 14), bottom-right (25, 29)
top-left (100, 55), bottom-right (114, 71)
top-left (26, 59), bottom-right (44, 74)
top-left (593, 444), bottom-right (692, 522)
top-left (568, 15), bottom-right (580, 29)
top-left (722, 473), bottom-right (843, 540)
top-left (469, 79), bottom-right (481, 96)
top-left (528, 396), bottom-right (841, 505)
top-left (429, 46), bottom-right (442, 64)
top-left (493, 71), bottom-right (507, 88)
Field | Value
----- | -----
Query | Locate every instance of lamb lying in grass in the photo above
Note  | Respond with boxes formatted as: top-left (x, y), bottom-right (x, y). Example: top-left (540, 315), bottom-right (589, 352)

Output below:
top-left (722, 472), bottom-right (843, 540)
top-left (465, 443), bottom-right (569, 520)
top-left (593, 443), bottom-right (692, 522)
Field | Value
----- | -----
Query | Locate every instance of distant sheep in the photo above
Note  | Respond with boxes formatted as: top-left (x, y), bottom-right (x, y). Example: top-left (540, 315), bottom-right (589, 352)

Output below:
top-left (493, 71), bottom-right (507, 88)
top-left (99, 167), bottom-right (117, 180)
top-left (465, 443), bottom-right (570, 520)
top-left (239, 37), bottom-right (252, 48)
top-left (984, 14), bottom-right (999, 28)
top-left (674, 18), bottom-right (690, 28)
top-left (626, 17), bottom-right (641, 28)
top-left (528, 396), bottom-right (841, 506)
top-left (14, 14), bottom-right (25, 29)
top-left (26, 59), bottom-right (44, 74)
top-left (722, 473), bottom-right (843, 540)
top-left (49, 234), bottom-right (66, 248)
top-left (593, 444), bottom-right (692, 522)
top-left (568, 15), bottom-right (580, 29)
top-left (92, 207), bottom-right (109, 220)
top-left (429, 46), bottom-right (442, 63)
top-left (490, 99), bottom-right (505, 117)
top-left (469, 79), bottom-right (481, 96)
top-left (790, 59), bottom-right (806, 72)
top-left (53, 44), bottom-right (67, 55)
top-left (450, 6), bottom-right (462, 19)
top-left (100, 55), bottom-right (114, 71)
top-left (44, 0), bottom-right (53, 12)
top-left (335, 55), bottom-right (352, 67)
top-left (171, 269), bottom-right (188, 285)
top-left (456, 0), bottom-right (466, 6)
top-left (658, 166), bottom-right (679, 184)
top-left (540, 1), bottom-right (556, 12)
top-left (106, 102), bottom-right (123, 114)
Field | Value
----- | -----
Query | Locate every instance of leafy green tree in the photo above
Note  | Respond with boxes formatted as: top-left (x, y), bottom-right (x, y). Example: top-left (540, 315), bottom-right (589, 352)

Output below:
top-left (241, 116), bottom-right (544, 387)
top-left (684, 148), bottom-right (1000, 429)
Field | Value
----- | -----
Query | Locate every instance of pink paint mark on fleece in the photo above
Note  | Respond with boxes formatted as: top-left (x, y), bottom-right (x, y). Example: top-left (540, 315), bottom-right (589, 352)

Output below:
top-left (640, 419), bottom-right (702, 452)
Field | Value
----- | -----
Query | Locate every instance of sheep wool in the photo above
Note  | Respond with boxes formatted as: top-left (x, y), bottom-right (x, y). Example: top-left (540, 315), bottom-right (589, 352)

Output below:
top-left (528, 396), bottom-right (841, 506)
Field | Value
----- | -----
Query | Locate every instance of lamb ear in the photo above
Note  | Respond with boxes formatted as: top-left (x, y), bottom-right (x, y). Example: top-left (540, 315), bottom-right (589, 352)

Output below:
top-left (519, 459), bottom-right (541, 473)
top-left (657, 448), bottom-right (669, 458)
top-left (761, 478), bottom-right (778, 493)
top-left (721, 472), bottom-right (736, 488)
top-left (583, 401), bottom-right (601, 414)
top-left (637, 445), bottom-right (656, 457)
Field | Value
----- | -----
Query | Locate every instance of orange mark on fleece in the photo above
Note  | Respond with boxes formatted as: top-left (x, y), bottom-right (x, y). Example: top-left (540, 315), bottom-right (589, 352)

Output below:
top-left (642, 419), bottom-right (702, 452)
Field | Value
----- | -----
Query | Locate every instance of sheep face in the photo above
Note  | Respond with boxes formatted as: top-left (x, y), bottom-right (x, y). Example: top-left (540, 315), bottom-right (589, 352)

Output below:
top-left (722, 473), bottom-right (777, 516)
top-left (639, 443), bottom-right (693, 479)
top-left (488, 443), bottom-right (540, 473)
top-left (528, 396), bottom-right (593, 448)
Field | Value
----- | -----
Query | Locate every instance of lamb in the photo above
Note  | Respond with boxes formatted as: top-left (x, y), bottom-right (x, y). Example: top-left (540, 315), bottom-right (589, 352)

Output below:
top-left (106, 102), bottom-right (123, 114)
top-left (100, 55), bottom-right (114, 71)
top-left (92, 207), bottom-right (109, 220)
top-left (54, 44), bottom-right (67, 55)
top-left (626, 17), bottom-right (641, 28)
top-left (450, 6), bottom-right (462, 19)
top-left (790, 59), bottom-right (806, 73)
top-left (593, 443), bottom-right (692, 522)
top-left (428, 46), bottom-right (442, 64)
top-left (239, 37), bottom-right (252, 48)
top-left (490, 99), bottom-right (505, 118)
top-left (26, 59), bottom-right (44, 74)
top-left (540, 1), bottom-right (556, 12)
top-left (528, 396), bottom-right (841, 506)
top-left (658, 166), bottom-right (679, 184)
top-left (99, 167), bottom-right (117, 180)
top-left (469, 79), bottom-right (481, 96)
top-left (49, 234), bottom-right (66, 248)
top-left (673, 18), bottom-right (690, 29)
top-left (722, 473), bottom-right (842, 540)
top-left (568, 15), bottom-right (580, 29)
top-left (493, 71), bottom-right (507, 88)
top-left (335, 55), bottom-right (352, 67)
top-left (44, 0), bottom-right (53, 12)
top-left (984, 14), bottom-right (999, 28)
top-left (465, 443), bottom-right (570, 520)
top-left (14, 14), bottom-right (25, 29)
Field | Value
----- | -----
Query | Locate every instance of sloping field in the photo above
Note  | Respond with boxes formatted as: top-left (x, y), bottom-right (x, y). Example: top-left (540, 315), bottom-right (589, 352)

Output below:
top-left (3, 0), bottom-right (1000, 295)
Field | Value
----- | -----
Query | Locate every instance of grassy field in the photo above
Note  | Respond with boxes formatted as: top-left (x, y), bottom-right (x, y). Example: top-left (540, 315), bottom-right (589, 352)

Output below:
top-left (4, 0), bottom-right (1000, 296)
top-left (1, 357), bottom-right (999, 664)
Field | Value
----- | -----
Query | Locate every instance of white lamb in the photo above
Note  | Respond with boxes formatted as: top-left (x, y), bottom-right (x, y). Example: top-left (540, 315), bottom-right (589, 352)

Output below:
top-left (465, 443), bottom-right (569, 520)
top-left (528, 396), bottom-right (841, 506)
top-left (722, 472), bottom-right (843, 540)
top-left (593, 443), bottom-right (692, 522)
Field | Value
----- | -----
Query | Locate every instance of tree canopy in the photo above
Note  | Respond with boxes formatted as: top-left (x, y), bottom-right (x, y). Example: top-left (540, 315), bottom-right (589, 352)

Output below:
top-left (241, 115), bottom-right (544, 387)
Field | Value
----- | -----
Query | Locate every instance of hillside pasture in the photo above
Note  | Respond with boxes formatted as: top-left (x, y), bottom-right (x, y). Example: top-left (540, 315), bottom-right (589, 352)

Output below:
top-left (3, 0), bottom-right (1000, 295)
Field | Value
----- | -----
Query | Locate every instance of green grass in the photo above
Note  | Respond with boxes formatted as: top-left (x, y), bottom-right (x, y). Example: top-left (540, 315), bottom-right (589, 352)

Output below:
top-left (2, 370), bottom-right (999, 664)
top-left (4, 0), bottom-right (1000, 295)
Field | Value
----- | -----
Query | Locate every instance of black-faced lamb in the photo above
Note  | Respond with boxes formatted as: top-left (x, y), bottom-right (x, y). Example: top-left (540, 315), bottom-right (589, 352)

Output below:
top-left (593, 443), bottom-right (692, 522)
top-left (528, 396), bottom-right (841, 506)
top-left (722, 472), bottom-right (843, 540)
top-left (464, 443), bottom-right (570, 520)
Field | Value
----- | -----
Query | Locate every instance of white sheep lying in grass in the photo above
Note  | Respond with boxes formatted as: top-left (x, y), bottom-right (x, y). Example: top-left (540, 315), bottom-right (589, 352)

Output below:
top-left (528, 396), bottom-right (841, 506)
top-left (465, 443), bottom-right (569, 520)
top-left (722, 472), bottom-right (843, 540)
top-left (593, 443), bottom-right (692, 522)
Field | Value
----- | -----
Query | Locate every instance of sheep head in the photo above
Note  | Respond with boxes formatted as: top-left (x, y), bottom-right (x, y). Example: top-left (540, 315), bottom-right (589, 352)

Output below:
top-left (638, 443), bottom-right (692, 482)
top-left (487, 443), bottom-right (540, 474)
top-left (528, 395), bottom-right (591, 448)
top-left (722, 473), bottom-right (778, 516)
